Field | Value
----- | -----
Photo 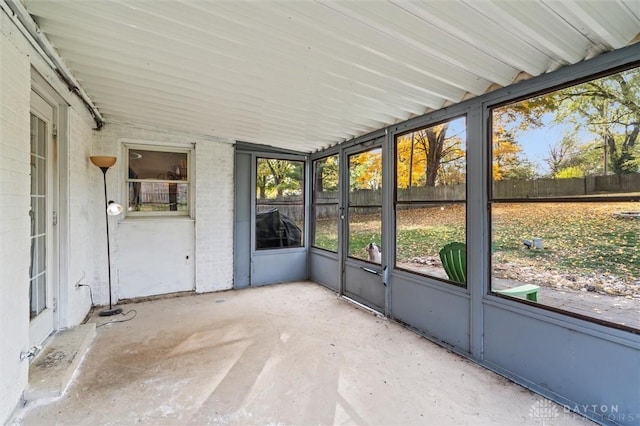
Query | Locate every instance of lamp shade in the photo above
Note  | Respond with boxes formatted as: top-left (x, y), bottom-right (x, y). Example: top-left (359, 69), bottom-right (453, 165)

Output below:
top-left (90, 156), bottom-right (117, 168)
top-left (107, 201), bottom-right (124, 216)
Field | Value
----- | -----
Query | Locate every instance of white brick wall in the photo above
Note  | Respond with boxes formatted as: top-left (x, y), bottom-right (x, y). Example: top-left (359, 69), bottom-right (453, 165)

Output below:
top-left (0, 28), bottom-right (32, 424)
top-left (194, 141), bottom-right (235, 292)
top-left (91, 124), bottom-right (235, 302)
top-left (0, 15), bottom-right (235, 423)
top-left (1, 13), bottom-right (98, 422)
top-left (63, 108), bottom-right (99, 327)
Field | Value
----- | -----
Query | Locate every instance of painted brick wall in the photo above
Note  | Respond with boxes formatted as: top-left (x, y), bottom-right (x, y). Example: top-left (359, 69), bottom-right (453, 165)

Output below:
top-left (194, 141), bottom-right (235, 292)
top-left (0, 27), bottom-right (32, 424)
top-left (91, 124), bottom-right (235, 302)
top-left (63, 107), bottom-right (99, 327)
top-left (0, 19), bottom-right (235, 423)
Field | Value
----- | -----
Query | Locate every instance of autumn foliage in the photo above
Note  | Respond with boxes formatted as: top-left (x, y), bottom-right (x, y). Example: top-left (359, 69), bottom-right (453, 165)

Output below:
top-left (396, 118), bottom-right (465, 188)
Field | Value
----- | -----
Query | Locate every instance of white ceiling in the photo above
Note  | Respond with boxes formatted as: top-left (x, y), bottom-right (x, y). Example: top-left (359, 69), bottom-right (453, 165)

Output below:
top-left (23, 0), bottom-right (640, 153)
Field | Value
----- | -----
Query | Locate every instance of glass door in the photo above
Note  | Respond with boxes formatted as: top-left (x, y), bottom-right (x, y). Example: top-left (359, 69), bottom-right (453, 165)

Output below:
top-left (342, 140), bottom-right (385, 311)
top-left (29, 91), bottom-right (56, 347)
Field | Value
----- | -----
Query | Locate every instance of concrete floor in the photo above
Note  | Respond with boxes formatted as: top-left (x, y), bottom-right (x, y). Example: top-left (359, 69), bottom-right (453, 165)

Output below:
top-left (15, 282), bottom-right (592, 425)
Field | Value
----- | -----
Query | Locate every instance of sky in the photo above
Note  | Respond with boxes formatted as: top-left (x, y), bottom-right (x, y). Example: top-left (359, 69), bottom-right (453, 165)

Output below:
top-left (517, 122), bottom-right (567, 174)
top-left (449, 114), bottom-right (582, 176)
top-left (502, 113), bottom-right (600, 176)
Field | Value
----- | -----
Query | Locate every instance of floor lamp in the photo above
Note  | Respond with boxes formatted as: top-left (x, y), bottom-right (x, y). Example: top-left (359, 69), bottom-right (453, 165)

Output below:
top-left (90, 156), bottom-right (124, 316)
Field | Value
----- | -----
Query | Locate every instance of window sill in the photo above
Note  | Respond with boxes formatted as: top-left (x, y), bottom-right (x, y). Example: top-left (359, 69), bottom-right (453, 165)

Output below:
top-left (120, 216), bottom-right (194, 223)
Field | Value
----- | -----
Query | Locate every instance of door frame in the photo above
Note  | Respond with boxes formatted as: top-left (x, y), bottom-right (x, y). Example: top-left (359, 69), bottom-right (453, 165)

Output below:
top-left (28, 88), bottom-right (59, 347)
top-left (340, 137), bottom-right (386, 312)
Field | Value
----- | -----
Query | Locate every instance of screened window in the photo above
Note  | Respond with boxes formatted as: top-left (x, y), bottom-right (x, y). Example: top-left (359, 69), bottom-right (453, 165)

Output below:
top-left (490, 66), bottom-right (640, 331)
top-left (312, 155), bottom-right (339, 252)
top-left (348, 147), bottom-right (382, 262)
top-left (256, 157), bottom-right (305, 250)
top-left (125, 146), bottom-right (190, 216)
top-left (394, 116), bottom-right (467, 285)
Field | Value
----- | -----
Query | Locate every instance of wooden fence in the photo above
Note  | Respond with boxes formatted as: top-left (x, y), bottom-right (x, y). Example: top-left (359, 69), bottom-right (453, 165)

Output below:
top-left (261, 173), bottom-right (640, 220)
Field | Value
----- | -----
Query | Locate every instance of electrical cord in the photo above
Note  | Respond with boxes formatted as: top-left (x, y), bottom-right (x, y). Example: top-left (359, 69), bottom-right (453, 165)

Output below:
top-left (77, 284), bottom-right (94, 307)
top-left (77, 283), bottom-right (137, 327)
top-left (96, 310), bottom-right (137, 328)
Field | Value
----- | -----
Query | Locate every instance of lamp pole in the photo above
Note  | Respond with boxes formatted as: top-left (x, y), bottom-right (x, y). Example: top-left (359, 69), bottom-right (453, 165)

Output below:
top-left (90, 156), bottom-right (123, 316)
top-left (99, 166), bottom-right (122, 316)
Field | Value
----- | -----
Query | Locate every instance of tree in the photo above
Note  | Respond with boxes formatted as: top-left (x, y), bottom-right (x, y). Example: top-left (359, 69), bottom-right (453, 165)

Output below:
top-left (544, 135), bottom-right (603, 178)
top-left (422, 125), bottom-right (447, 186)
top-left (396, 121), bottom-right (465, 188)
top-left (544, 134), bottom-right (580, 176)
top-left (551, 70), bottom-right (640, 174)
top-left (509, 68), bottom-right (640, 176)
top-left (316, 155), bottom-right (338, 192)
top-left (350, 149), bottom-right (382, 190)
top-left (257, 159), bottom-right (303, 199)
top-left (397, 132), bottom-right (424, 188)
top-left (492, 123), bottom-right (536, 180)
top-left (555, 166), bottom-right (584, 178)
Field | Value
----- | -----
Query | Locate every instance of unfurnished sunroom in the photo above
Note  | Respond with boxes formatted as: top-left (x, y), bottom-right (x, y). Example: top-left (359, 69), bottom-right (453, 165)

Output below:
top-left (0, 1), bottom-right (639, 425)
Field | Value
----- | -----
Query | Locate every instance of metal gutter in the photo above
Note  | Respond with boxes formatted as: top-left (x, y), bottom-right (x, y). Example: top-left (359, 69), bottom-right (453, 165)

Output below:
top-left (2, 0), bottom-right (105, 130)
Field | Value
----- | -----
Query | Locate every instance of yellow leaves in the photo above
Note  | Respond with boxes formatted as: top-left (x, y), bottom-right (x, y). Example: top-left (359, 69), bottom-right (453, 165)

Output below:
top-left (492, 163), bottom-right (503, 181)
top-left (555, 166), bottom-right (584, 178)
top-left (350, 149), bottom-right (382, 190)
top-left (492, 133), bottom-right (524, 181)
top-left (396, 136), bottom-right (426, 189)
top-left (452, 147), bottom-right (465, 158)
top-left (396, 124), bottom-right (465, 188)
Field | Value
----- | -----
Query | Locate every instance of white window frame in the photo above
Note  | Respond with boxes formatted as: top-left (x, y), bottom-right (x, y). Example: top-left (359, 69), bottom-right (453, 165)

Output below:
top-left (123, 143), bottom-right (192, 217)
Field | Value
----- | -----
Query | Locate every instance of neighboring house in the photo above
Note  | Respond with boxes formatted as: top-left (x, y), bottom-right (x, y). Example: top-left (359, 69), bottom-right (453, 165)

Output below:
top-left (1, 2), bottom-right (639, 425)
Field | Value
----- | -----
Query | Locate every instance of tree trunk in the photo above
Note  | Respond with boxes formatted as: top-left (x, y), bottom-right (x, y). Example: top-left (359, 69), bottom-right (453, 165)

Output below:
top-left (258, 176), bottom-right (266, 199)
top-left (425, 125), bottom-right (448, 186)
top-left (266, 160), bottom-right (284, 197)
top-left (408, 133), bottom-right (414, 189)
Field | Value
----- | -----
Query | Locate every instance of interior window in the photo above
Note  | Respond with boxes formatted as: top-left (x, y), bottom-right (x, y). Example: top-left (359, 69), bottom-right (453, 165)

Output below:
top-left (126, 147), bottom-right (190, 216)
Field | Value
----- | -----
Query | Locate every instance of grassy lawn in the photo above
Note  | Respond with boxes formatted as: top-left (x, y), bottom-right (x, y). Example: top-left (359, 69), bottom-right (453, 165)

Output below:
top-left (313, 224), bottom-right (338, 252)
top-left (395, 204), bottom-right (465, 260)
top-left (314, 202), bottom-right (639, 294)
top-left (492, 203), bottom-right (639, 283)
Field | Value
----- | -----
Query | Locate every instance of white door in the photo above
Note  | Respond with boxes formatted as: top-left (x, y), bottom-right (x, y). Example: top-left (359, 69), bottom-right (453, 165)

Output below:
top-left (29, 90), bottom-right (57, 347)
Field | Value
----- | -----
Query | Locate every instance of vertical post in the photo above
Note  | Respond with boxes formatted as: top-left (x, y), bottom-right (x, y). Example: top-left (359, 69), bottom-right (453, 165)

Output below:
top-left (467, 103), bottom-right (485, 361)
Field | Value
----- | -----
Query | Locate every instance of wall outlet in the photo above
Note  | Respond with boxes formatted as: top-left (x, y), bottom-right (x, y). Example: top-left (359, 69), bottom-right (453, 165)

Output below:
top-left (75, 271), bottom-right (86, 288)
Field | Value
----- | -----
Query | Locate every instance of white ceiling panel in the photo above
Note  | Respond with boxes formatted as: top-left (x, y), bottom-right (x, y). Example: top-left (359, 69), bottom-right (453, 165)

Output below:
top-left (19, 0), bottom-right (640, 152)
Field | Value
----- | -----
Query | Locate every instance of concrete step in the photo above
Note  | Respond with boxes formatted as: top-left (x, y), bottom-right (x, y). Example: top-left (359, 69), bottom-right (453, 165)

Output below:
top-left (25, 323), bottom-right (96, 401)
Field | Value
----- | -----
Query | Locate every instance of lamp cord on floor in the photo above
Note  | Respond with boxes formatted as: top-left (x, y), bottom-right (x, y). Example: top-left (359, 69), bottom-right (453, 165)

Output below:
top-left (77, 284), bottom-right (137, 327)
top-left (96, 310), bottom-right (137, 328)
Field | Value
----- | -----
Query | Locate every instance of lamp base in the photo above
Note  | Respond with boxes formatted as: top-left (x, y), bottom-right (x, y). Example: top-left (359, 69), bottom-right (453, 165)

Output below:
top-left (99, 307), bottom-right (123, 317)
